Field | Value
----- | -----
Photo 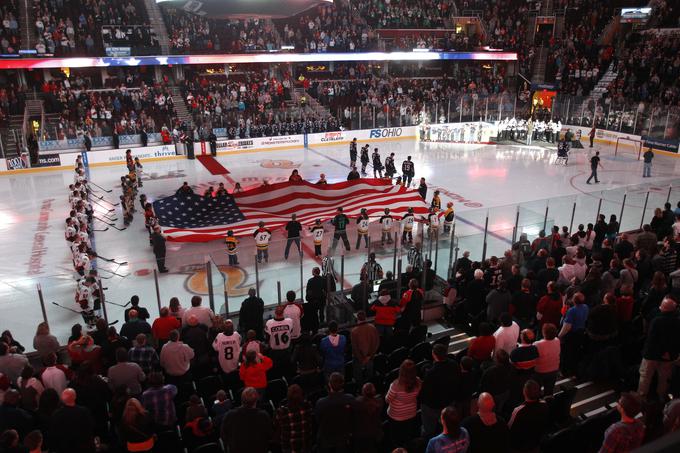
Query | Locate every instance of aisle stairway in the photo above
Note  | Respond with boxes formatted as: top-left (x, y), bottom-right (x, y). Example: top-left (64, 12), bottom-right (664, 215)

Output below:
top-left (19, 0), bottom-right (37, 52)
top-left (170, 87), bottom-right (192, 127)
top-left (143, 0), bottom-right (171, 55)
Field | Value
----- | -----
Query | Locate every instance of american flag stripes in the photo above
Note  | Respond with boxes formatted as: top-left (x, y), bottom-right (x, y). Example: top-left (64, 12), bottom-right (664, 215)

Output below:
top-left (155, 179), bottom-right (430, 242)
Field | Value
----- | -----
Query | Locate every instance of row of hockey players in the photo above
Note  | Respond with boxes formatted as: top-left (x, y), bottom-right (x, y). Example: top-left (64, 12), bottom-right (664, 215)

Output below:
top-left (419, 123), bottom-right (485, 143)
top-left (66, 157), bottom-right (105, 327)
top-left (496, 118), bottom-right (563, 144)
top-left (225, 198), bottom-right (456, 266)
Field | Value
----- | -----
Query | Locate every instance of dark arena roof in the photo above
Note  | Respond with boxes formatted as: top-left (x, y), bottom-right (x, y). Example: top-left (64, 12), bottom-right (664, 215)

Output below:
top-left (156, 0), bottom-right (333, 19)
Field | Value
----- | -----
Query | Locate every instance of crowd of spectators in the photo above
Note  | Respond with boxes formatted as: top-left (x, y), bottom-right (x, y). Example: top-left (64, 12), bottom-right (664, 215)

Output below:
top-left (356, 0), bottom-right (456, 29)
top-left (274, 0), bottom-right (376, 53)
top-left (308, 64), bottom-right (510, 127)
top-left (33, 0), bottom-right (152, 56)
top-left (606, 31), bottom-right (680, 109)
top-left (162, 9), bottom-right (280, 54)
top-left (544, 0), bottom-right (615, 96)
top-left (1, 195), bottom-right (680, 452)
top-left (0, 0), bottom-right (20, 55)
top-left (40, 77), bottom-right (176, 140)
top-left (182, 71), bottom-right (340, 139)
top-left (650, 0), bottom-right (680, 28)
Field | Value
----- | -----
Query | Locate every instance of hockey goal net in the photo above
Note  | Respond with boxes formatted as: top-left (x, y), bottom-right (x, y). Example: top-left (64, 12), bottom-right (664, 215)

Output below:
top-left (614, 136), bottom-right (643, 160)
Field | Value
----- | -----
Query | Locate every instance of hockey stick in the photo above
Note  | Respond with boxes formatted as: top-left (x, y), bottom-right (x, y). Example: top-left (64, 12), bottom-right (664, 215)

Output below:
top-left (91, 182), bottom-right (112, 193)
top-left (96, 197), bottom-right (120, 207)
top-left (97, 267), bottom-right (129, 278)
top-left (106, 300), bottom-right (131, 308)
top-left (94, 217), bottom-right (127, 231)
top-left (92, 198), bottom-right (117, 210)
top-left (96, 255), bottom-right (129, 266)
top-left (93, 227), bottom-right (109, 232)
top-left (51, 302), bottom-right (121, 326)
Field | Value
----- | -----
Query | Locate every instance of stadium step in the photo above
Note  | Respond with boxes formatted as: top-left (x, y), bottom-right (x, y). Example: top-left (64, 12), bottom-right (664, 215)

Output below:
top-left (19, 0), bottom-right (38, 52)
top-left (427, 320), bottom-right (618, 423)
top-left (143, 0), bottom-right (171, 55)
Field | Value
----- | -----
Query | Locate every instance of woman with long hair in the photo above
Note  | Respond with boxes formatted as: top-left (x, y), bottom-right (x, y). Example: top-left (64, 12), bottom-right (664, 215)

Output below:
top-left (119, 398), bottom-right (155, 452)
top-left (385, 359), bottom-right (422, 448)
top-left (1, 330), bottom-right (25, 354)
top-left (354, 382), bottom-right (385, 452)
top-left (275, 384), bottom-right (313, 453)
top-left (33, 322), bottom-right (60, 359)
top-left (239, 350), bottom-right (273, 392)
top-left (17, 364), bottom-right (44, 411)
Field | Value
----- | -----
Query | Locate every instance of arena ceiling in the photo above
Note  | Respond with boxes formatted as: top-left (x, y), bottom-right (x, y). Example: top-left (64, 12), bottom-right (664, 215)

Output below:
top-left (156, 0), bottom-right (333, 19)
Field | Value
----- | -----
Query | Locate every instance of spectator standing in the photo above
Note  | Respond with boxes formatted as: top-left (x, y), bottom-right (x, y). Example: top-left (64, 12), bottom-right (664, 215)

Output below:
top-left (461, 393), bottom-right (510, 453)
top-left (151, 307), bottom-right (181, 347)
top-left (118, 398), bottom-right (155, 453)
top-left (124, 296), bottom-right (151, 322)
top-left (493, 313), bottom-right (520, 356)
top-left (425, 406), bottom-right (470, 453)
top-left (182, 295), bottom-right (215, 328)
top-left (599, 392), bottom-right (645, 453)
top-left (354, 382), bottom-right (384, 452)
top-left (140, 372), bottom-right (177, 430)
top-left (239, 350), bottom-right (273, 392)
top-left (508, 380), bottom-right (550, 452)
top-left (120, 309), bottom-right (152, 341)
top-left (160, 330), bottom-right (194, 383)
top-left (304, 267), bottom-right (326, 333)
top-left (282, 290), bottom-right (304, 341)
top-left (534, 323), bottom-right (561, 395)
top-left (221, 387), bottom-right (272, 453)
top-left (351, 311), bottom-right (380, 385)
top-left (107, 347), bottom-right (145, 396)
top-left (638, 297), bottom-right (680, 400)
top-left (0, 342), bottom-right (28, 384)
top-left (128, 334), bottom-right (159, 375)
top-left (33, 323), bottom-right (60, 359)
top-left (239, 288), bottom-right (264, 338)
top-left (320, 321), bottom-right (346, 378)
top-left (40, 353), bottom-right (70, 394)
top-left (49, 388), bottom-right (95, 453)
top-left (420, 344), bottom-right (462, 439)
top-left (386, 360), bottom-right (422, 448)
top-left (314, 373), bottom-right (356, 452)
top-left (275, 384), bottom-right (313, 453)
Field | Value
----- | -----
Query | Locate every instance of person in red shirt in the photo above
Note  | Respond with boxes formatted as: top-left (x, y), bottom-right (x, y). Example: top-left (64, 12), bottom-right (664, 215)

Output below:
top-left (152, 307), bottom-right (181, 347)
top-left (371, 290), bottom-right (401, 337)
top-left (536, 282), bottom-right (563, 328)
top-left (239, 350), bottom-right (273, 391)
top-left (467, 323), bottom-right (496, 362)
top-left (616, 284), bottom-right (635, 324)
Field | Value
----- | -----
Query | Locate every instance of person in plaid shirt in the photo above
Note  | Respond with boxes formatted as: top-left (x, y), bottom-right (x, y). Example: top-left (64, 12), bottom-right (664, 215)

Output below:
top-left (141, 372), bottom-right (178, 429)
top-left (275, 384), bottom-right (313, 453)
top-left (127, 334), bottom-right (159, 374)
top-left (599, 392), bottom-right (645, 453)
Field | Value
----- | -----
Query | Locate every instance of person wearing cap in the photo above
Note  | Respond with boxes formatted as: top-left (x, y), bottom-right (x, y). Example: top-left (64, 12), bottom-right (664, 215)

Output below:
top-left (638, 296), bottom-right (680, 400)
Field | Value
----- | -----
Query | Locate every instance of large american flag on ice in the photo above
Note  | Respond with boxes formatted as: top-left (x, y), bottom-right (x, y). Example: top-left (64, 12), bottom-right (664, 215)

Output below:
top-left (154, 179), bottom-right (430, 242)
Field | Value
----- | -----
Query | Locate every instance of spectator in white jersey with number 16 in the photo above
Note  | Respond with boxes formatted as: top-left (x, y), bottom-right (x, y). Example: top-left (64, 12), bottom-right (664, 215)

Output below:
top-left (265, 306), bottom-right (294, 375)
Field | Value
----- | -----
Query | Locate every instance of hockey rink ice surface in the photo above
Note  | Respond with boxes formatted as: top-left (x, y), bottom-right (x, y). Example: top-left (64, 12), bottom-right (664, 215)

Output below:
top-left (2, 139), bottom-right (680, 348)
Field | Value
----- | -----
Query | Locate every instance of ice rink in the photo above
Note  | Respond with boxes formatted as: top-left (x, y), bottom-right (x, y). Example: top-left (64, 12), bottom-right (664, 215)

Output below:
top-left (2, 137), bottom-right (680, 348)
